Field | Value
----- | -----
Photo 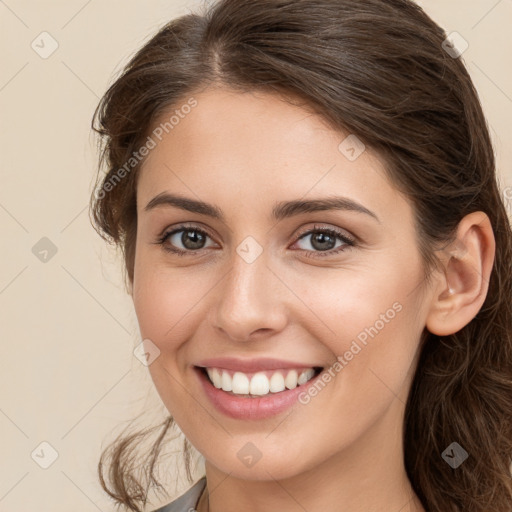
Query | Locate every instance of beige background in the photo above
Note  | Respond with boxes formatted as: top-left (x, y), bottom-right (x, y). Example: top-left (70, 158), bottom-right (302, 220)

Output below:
top-left (1, 1), bottom-right (511, 510)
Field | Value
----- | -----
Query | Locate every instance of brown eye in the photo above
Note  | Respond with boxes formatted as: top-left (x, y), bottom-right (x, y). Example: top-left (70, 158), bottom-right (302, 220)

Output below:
top-left (156, 225), bottom-right (216, 255)
top-left (300, 231), bottom-right (338, 251)
top-left (174, 229), bottom-right (208, 250)
top-left (292, 225), bottom-right (356, 258)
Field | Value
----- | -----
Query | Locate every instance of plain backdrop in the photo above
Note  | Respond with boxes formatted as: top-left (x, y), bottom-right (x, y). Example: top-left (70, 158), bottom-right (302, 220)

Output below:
top-left (1, 1), bottom-right (511, 510)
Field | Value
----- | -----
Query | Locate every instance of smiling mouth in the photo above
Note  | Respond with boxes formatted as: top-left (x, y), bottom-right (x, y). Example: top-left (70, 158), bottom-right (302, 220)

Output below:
top-left (198, 366), bottom-right (323, 397)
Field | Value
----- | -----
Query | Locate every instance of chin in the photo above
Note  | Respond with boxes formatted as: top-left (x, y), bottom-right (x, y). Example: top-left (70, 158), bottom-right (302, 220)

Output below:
top-left (207, 454), bottom-right (307, 481)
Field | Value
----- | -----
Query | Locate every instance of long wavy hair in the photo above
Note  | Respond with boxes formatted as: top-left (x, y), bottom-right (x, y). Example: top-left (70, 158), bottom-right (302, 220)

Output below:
top-left (89, 0), bottom-right (512, 510)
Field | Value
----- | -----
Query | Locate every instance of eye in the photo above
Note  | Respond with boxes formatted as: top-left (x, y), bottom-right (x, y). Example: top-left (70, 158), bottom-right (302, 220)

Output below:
top-left (155, 224), bottom-right (216, 256)
top-left (154, 223), bottom-right (356, 258)
top-left (291, 224), bottom-right (356, 258)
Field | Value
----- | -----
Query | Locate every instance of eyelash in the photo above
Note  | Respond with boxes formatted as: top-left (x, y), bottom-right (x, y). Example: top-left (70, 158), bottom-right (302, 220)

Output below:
top-left (154, 223), bottom-right (356, 259)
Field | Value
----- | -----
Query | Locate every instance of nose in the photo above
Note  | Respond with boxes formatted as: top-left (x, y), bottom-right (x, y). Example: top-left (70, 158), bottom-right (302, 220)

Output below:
top-left (208, 247), bottom-right (288, 342)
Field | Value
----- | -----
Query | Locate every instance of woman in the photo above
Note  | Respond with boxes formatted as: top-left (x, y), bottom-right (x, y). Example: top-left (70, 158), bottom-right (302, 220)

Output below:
top-left (90, 0), bottom-right (512, 511)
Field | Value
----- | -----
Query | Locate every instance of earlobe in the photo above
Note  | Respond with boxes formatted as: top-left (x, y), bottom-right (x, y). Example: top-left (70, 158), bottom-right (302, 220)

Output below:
top-left (425, 211), bottom-right (496, 336)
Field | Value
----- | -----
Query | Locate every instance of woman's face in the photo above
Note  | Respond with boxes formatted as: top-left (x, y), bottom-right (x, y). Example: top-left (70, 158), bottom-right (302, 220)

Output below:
top-left (132, 87), bottom-right (435, 480)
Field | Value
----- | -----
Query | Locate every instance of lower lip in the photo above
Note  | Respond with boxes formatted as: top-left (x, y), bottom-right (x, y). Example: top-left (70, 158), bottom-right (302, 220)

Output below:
top-left (195, 367), bottom-right (320, 420)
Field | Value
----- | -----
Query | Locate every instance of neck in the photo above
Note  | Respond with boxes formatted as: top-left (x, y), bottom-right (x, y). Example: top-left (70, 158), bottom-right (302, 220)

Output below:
top-left (201, 399), bottom-right (425, 512)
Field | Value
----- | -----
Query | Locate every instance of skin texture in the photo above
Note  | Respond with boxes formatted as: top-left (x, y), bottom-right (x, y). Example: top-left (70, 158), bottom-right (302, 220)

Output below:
top-left (131, 87), bottom-right (495, 512)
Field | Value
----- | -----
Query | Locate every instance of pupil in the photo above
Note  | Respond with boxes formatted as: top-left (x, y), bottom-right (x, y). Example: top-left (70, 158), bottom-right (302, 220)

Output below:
top-left (312, 232), bottom-right (335, 251)
top-left (183, 230), bottom-right (205, 250)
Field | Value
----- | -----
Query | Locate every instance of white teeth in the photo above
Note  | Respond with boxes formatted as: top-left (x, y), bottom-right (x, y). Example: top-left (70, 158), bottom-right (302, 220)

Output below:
top-left (205, 367), bottom-right (318, 396)
top-left (221, 371), bottom-right (232, 391)
top-left (285, 369), bottom-right (298, 389)
top-left (249, 372), bottom-right (270, 395)
top-left (269, 372), bottom-right (285, 392)
top-left (207, 368), bottom-right (222, 388)
top-left (298, 368), bottom-right (315, 385)
top-left (231, 372), bottom-right (250, 394)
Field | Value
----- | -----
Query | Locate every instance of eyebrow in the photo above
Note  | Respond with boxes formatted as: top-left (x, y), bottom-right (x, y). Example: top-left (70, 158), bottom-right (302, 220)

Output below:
top-left (144, 192), bottom-right (380, 223)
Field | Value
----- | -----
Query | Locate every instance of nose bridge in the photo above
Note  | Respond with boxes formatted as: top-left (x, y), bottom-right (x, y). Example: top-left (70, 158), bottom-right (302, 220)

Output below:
top-left (210, 243), bottom-right (287, 341)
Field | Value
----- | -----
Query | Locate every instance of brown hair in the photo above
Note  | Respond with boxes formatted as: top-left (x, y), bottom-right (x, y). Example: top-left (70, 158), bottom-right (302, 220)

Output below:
top-left (90, 0), bottom-right (512, 510)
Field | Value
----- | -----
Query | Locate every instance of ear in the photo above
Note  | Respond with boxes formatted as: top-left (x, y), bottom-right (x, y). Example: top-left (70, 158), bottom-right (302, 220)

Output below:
top-left (425, 211), bottom-right (496, 336)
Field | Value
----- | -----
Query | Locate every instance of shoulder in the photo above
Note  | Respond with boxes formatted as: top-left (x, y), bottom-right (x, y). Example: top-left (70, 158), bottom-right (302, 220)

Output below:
top-left (150, 477), bottom-right (207, 512)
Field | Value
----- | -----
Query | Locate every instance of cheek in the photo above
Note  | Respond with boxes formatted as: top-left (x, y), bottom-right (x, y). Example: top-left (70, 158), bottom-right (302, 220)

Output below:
top-left (326, 289), bottom-right (424, 429)
top-left (285, 257), bottom-right (419, 351)
top-left (292, 256), bottom-right (424, 403)
top-left (132, 262), bottom-right (209, 418)
top-left (132, 254), bottom-right (208, 348)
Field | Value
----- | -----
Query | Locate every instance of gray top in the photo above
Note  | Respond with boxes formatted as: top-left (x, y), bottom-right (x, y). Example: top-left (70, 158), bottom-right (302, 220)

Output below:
top-left (151, 477), bottom-right (207, 512)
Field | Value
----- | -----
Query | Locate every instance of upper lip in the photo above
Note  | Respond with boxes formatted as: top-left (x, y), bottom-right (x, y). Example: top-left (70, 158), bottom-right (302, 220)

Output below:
top-left (195, 357), bottom-right (324, 373)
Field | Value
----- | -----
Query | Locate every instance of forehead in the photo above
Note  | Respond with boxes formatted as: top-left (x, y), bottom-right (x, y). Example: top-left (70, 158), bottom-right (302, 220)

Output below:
top-left (136, 87), bottom-right (410, 227)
